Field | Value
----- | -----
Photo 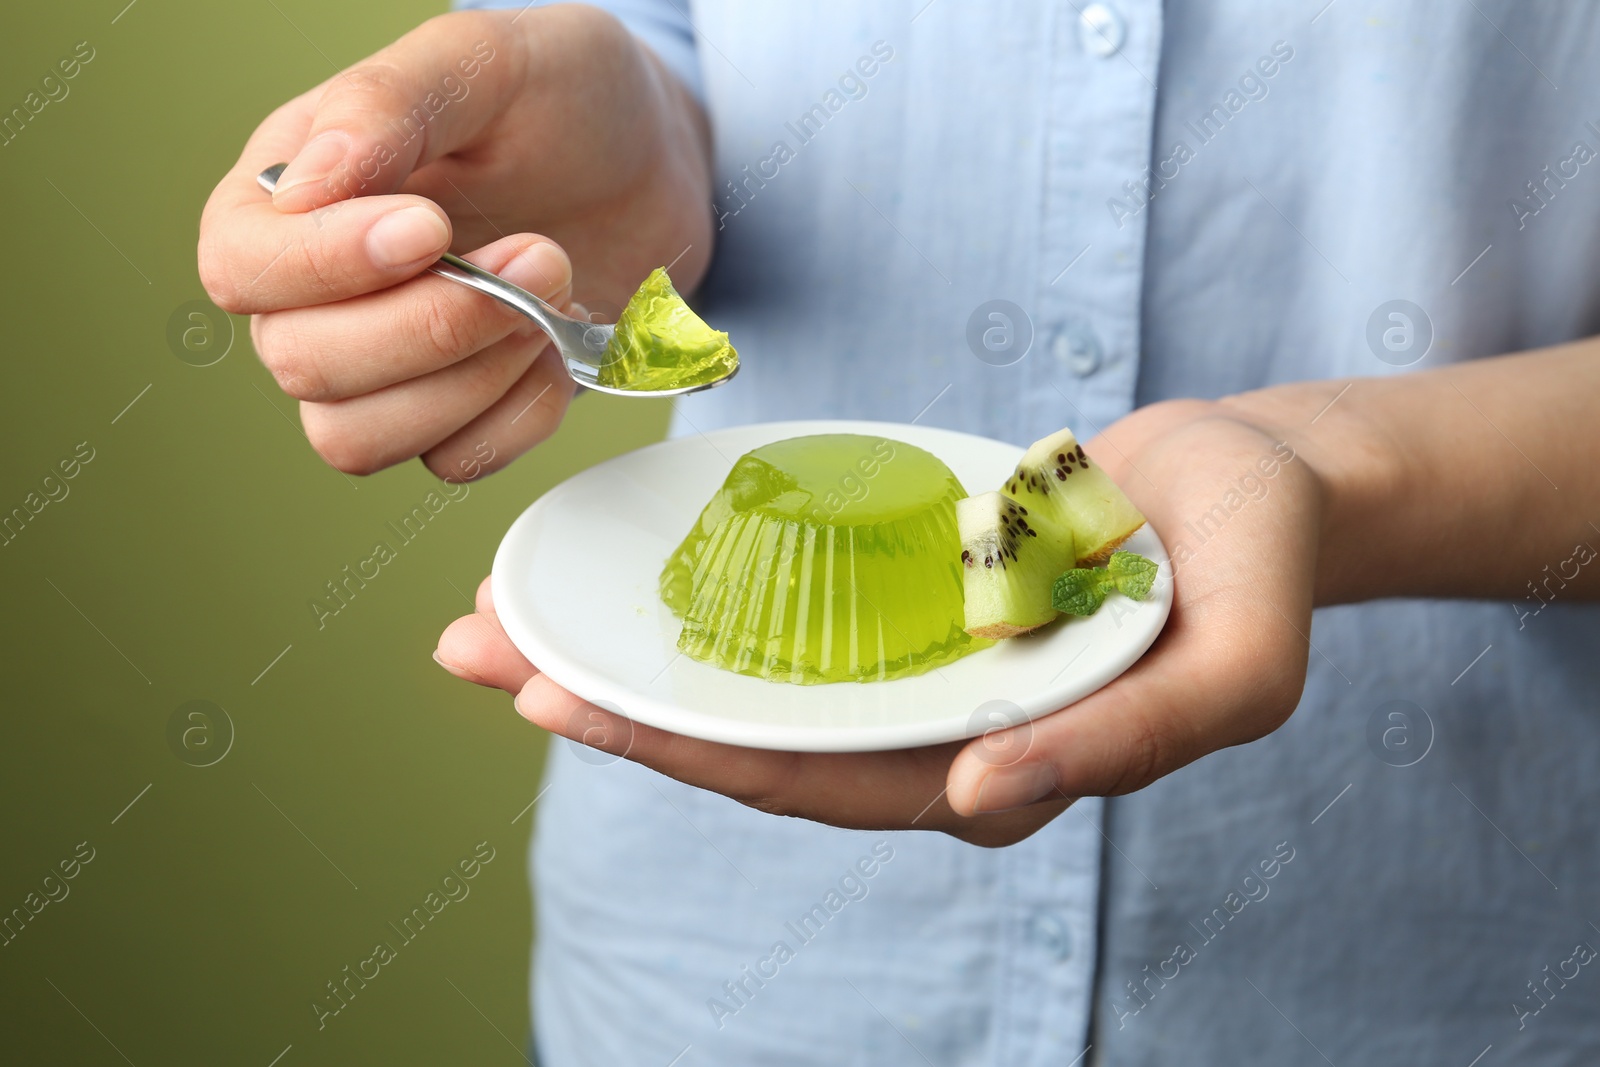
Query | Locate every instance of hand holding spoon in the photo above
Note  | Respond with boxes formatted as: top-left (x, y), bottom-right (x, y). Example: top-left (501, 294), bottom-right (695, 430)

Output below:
top-left (256, 163), bottom-right (736, 398)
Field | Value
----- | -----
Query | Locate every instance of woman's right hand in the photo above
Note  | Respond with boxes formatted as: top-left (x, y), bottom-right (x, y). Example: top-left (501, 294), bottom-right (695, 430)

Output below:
top-left (198, 6), bottom-right (713, 480)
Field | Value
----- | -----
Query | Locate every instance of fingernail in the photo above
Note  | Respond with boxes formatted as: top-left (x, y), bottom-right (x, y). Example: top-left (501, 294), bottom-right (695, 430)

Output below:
top-left (432, 648), bottom-right (479, 683)
top-left (368, 207), bottom-right (450, 269)
top-left (275, 131), bottom-right (351, 198)
top-left (972, 763), bottom-right (1060, 814)
top-left (501, 242), bottom-right (570, 298)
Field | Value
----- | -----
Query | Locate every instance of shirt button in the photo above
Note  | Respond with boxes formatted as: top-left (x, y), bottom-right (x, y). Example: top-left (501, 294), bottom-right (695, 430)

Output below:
top-left (1028, 913), bottom-right (1074, 961)
top-left (1052, 321), bottom-right (1103, 377)
top-left (1079, 3), bottom-right (1126, 58)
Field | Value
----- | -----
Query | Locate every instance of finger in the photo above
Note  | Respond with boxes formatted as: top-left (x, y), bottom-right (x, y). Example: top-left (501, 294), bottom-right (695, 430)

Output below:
top-left (946, 594), bottom-right (1308, 814)
top-left (435, 610), bottom-right (537, 692)
top-left (200, 85), bottom-right (462, 315)
top-left (513, 672), bottom-right (843, 809)
top-left (513, 674), bottom-right (1072, 844)
top-left (298, 329), bottom-right (549, 476)
top-left (203, 189), bottom-right (453, 315)
top-left (201, 92), bottom-right (444, 315)
top-left (271, 13), bottom-right (519, 212)
top-left (252, 234), bottom-right (571, 401)
top-left (475, 574), bottom-right (495, 615)
top-left (420, 345), bottom-right (577, 480)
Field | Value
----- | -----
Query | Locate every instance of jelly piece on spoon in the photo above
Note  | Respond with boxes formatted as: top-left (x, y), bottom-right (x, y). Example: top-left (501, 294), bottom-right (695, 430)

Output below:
top-left (597, 268), bottom-right (738, 390)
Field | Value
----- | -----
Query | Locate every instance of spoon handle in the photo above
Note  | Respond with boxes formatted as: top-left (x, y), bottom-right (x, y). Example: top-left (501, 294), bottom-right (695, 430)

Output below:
top-left (253, 163), bottom-right (603, 365)
top-left (426, 251), bottom-right (581, 350)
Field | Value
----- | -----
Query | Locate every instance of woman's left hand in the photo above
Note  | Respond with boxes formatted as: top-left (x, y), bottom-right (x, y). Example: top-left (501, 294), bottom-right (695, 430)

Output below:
top-left (435, 399), bottom-right (1324, 847)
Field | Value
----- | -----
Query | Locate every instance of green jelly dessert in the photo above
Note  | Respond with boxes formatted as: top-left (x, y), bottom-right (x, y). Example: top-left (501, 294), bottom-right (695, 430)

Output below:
top-left (597, 267), bottom-right (738, 391)
top-left (661, 434), bottom-right (989, 684)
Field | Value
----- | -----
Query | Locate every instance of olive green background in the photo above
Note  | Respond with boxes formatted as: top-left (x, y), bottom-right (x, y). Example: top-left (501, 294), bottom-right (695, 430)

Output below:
top-left (0, 3), bottom-right (671, 1063)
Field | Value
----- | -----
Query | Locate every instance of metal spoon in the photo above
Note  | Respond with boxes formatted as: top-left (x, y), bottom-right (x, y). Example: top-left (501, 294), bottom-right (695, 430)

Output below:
top-left (256, 163), bottom-right (735, 398)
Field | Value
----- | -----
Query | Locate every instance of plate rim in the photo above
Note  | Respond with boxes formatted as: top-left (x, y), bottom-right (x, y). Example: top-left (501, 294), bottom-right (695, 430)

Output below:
top-left (491, 419), bottom-right (1171, 752)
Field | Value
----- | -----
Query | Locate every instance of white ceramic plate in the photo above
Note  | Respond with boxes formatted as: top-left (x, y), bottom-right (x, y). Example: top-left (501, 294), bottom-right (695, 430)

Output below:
top-left (492, 420), bottom-right (1171, 753)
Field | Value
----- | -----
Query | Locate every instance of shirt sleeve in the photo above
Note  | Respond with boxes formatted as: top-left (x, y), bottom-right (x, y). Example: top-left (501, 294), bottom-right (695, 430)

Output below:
top-left (454, 0), bottom-right (704, 105)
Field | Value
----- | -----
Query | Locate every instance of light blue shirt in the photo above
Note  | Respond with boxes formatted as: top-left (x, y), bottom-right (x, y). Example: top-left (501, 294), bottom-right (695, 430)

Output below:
top-left (460, 2), bottom-right (1600, 1063)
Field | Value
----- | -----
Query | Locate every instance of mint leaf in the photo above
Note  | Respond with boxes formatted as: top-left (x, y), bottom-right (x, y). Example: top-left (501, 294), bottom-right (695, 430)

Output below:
top-left (1053, 552), bottom-right (1158, 616)
top-left (1106, 551), bottom-right (1157, 601)
top-left (1052, 568), bottom-right (1109, 616)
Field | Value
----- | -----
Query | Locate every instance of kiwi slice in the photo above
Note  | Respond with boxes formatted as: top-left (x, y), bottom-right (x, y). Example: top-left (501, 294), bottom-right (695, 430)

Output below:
top-left (1003, 428), bottom-right (1144, 564)
top-left (957, 491), bottom-right (1077, 639)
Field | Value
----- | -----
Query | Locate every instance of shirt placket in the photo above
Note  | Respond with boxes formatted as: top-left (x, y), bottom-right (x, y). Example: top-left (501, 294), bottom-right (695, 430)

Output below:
top-left (998, 1), bottom-right (1162, 1063)
top-left (1027, 0), bottom-right (1163, 440)
top-left (992, 797), bottom-right (1107, 1066)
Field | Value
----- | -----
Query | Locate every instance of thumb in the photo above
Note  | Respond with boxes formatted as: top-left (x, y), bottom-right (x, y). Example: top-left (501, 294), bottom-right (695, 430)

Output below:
top-left (943, 593), bottom-right (1305, 815)
top-left (272, 14), bottom-right (516, 212)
